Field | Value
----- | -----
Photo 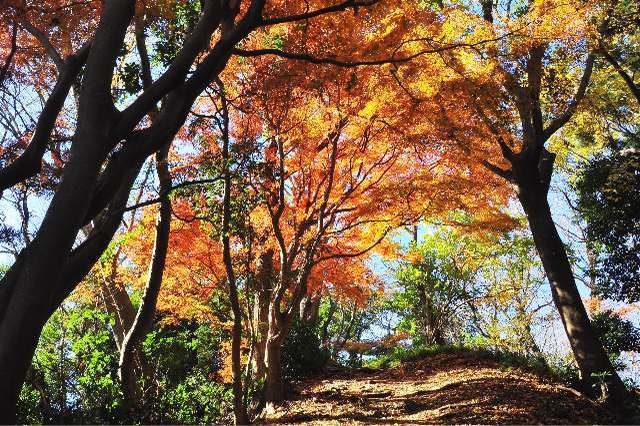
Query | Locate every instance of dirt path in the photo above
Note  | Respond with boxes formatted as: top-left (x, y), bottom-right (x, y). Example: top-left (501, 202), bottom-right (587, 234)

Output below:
top-left (264, 352), bottom-right (610, 424)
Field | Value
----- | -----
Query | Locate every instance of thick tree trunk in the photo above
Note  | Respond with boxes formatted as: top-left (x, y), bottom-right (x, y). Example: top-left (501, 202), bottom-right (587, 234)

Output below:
top-left (0, 150), bottom-right (112, 422)
top-left (516, 171), bottom-right (629, 406)
top-left (264, 335), bottom-right (285, 409)
top-left (0, 2), bottom-right (135, 421)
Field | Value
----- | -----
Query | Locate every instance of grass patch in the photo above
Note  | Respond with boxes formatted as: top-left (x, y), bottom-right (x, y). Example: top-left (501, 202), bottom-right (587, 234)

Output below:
top-left (365, 344), bottom-right (468, 369)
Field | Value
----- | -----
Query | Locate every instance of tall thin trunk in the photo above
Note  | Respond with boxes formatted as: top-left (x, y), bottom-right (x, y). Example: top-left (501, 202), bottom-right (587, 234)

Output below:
top-left (253, 292), bottom-right (269, 381)
top-left (219, 84), bottom-right (249, 425)
top-left (118, 146), bottom-right (172, 413)
top-left (251, 250), bottom-right (274, 382)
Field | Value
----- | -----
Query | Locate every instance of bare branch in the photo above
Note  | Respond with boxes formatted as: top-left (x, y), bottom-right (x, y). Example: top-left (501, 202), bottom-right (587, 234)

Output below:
top-left (258, 0), bottom-right (381, 26)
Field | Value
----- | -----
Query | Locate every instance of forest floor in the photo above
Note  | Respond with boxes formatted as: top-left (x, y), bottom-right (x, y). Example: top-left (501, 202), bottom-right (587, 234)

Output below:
top-left (263, 351), bottom-right (612, 424)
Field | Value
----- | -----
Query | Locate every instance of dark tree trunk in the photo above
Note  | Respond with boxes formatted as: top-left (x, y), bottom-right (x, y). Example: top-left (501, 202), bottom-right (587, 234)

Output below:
top-left (0, 2), bottom-right (136, 420)
top-left (514, 154), bottom-right (629, 407)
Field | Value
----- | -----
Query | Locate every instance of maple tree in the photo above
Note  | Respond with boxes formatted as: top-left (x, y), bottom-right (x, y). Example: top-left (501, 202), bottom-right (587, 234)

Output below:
top-left (222, 50), bottom-right (518, 406)
top-left (0, 1), bottom-right (410, 420)
top-left (1, 0), bottom-right (638, 422)
top-left (366, 0), bottom-right (635, 406)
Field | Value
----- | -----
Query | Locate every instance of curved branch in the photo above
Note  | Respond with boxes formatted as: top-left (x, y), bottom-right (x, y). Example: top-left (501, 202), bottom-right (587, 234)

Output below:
top-left (481, 160), bottom-right (514, 182)
top-left (543, 53), bottom-right (594, 141)
top-left (258, 0), bottom-right (380, 26)
top-left (233, 41), bottom-right (492, 68)
top-left (0, 43), bottom-right (90, 193)
top-left (21, 19), bottom-right (64, 71)
top-left (599, 43), bottom-right (640, 105)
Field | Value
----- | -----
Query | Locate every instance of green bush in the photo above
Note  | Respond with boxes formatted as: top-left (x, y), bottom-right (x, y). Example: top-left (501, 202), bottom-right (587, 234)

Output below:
top-left (591, 310), bottom-right (640, 368)
top-left (142, 321), bottom-right (232, 423)
top-left (282, 320), bottom-right (330, 381)
top-left (18, 308), bottom-right (232, 425)
top-left (18, 307), bottom-right (122, 424)
top-left (365, 344), bottom-right (468, 369)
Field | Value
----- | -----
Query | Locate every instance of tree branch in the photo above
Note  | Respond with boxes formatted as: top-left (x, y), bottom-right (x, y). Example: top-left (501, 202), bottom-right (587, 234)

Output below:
top-left (0, 42), bottom-right (91, 193)
top-left (599, 43), bottom-right (640, 105)
top-left (543, 53), bottom-right (594, 141)
top-left (0, 21), bottom-right (18, 85)
top-left (258, 0), bottom-right (381, 26)
top-left (481, 160), bottom-right (514, 182)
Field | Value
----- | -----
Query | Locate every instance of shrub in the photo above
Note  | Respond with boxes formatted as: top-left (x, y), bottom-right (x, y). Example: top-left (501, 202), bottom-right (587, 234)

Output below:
top-left (282, 320), bottom-right (330, 381)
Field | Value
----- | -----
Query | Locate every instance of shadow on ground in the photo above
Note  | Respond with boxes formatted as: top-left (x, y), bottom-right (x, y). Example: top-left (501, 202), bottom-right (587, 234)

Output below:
top-left (263, 352), bottom-right (610, 424)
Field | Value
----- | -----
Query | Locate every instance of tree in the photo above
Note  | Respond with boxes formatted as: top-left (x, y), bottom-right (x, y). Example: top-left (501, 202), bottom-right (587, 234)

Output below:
top-left (575, 145), bottom-right (640, 303)
top-left (225, 67), bottom-right (515, 406)
top-left (392, 229), bottom-right (482, 346)
top-left (0, 1), bottom-right (432, 420)
top-left (391, 226), bottom-right (550, 355)
top-left (383, 0), bottom-right (631, 405)
top-left (472, 231), bottom-right (550, 355)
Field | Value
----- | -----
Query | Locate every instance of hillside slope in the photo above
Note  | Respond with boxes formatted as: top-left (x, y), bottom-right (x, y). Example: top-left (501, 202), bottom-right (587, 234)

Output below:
top-left (263, 352), bottom-right (611, 424)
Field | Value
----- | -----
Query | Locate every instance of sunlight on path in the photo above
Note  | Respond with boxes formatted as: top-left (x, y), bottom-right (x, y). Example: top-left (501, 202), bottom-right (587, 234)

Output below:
top-left (265, 352), bottom-right (609, 424)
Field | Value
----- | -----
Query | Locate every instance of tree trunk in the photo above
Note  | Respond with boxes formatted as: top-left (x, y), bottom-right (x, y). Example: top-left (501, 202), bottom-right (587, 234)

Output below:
top-left (320, 299), bottom-right (336, 347)
top-left (252, 250), bottom-right (273, 381)
top-left (218, 87), bottom-right (249, 425)
top-left (118, 147), bottom-right (172, 414)
top-left (516, 171), bottom-right (629, 406)
top-left (299, 294), bottom-right (321, 324)
top-left (0, 152), bottom-right (110, 422)
top-left (264, 335), bottom-right (285, 410)
top-left (263, 287), bottom-right (293, 411)
top-left (100, 281), bottom-right (136, 351)
top-left (253, 293), bottom-right (269, 381)
top-left (230, 304), bottom-right (249, 425)
top-left (0, 2), bottom-right (136, 420)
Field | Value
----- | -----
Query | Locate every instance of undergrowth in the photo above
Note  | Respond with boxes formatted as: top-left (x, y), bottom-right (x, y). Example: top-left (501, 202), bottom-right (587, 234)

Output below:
top-left (365, 343), bottom-right (580, 387)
